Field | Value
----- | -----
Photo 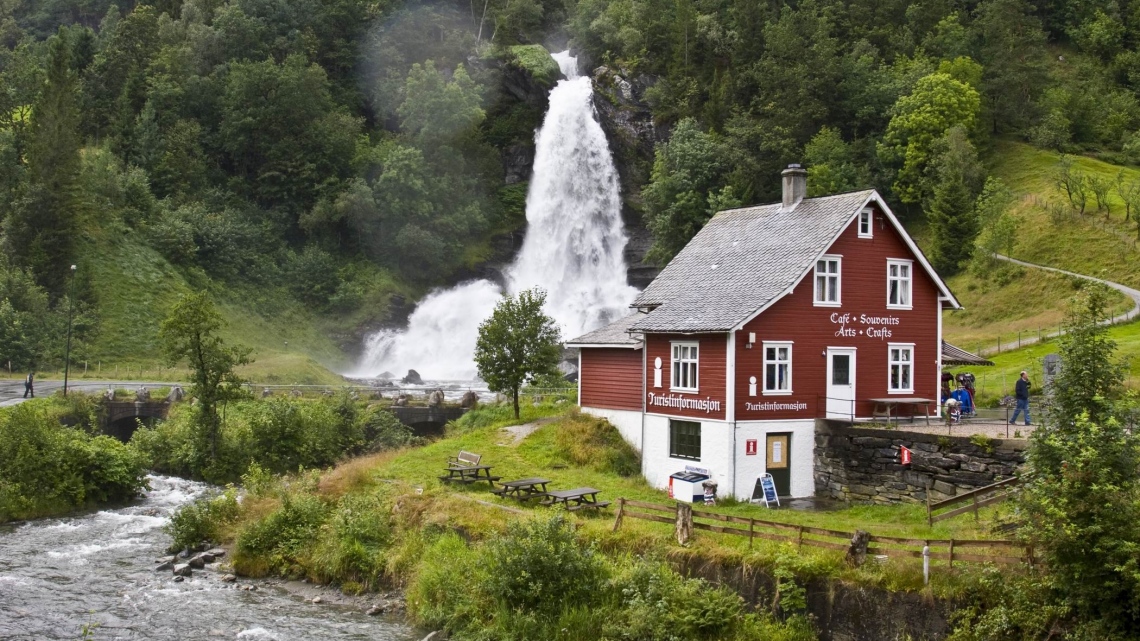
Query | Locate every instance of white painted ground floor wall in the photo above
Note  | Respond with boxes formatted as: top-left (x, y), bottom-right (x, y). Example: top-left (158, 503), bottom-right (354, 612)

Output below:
top-left (582, 406), bottom-right (818, 500)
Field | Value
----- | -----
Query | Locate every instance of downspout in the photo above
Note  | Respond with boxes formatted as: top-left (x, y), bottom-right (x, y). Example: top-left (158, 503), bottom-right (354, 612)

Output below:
top-left (726, 331), bottom-right (737, 499)
top-left (641, 339), bottom-right (647, 477)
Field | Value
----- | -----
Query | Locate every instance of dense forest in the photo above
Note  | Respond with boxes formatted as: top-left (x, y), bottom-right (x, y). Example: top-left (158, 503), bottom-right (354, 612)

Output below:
top-left (1, 0), bottom-right (1138, 368)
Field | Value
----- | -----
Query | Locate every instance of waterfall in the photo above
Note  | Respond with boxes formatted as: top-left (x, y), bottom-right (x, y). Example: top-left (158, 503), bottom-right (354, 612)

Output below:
top-left (350, 51), bottom-right (638, 381)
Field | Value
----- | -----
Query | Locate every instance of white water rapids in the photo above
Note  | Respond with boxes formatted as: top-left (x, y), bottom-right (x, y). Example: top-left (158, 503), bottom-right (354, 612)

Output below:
top-left (351, 50), bottom-right (638, 380)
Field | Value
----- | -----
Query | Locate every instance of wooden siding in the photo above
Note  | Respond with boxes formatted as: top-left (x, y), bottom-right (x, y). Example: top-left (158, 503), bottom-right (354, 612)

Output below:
top-left (644, 333), bottom-right (728, 420)
top-left (735, 204), bottom-right (941, 421)
top-left (580, 348), bottom-right (644, 411)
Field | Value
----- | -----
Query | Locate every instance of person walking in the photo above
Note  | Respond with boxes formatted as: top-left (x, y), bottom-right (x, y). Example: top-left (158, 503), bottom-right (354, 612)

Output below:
top-left (23, 371), bottom-right (34, 399)
top-left (1009, 370), bottom-right (1031, 425)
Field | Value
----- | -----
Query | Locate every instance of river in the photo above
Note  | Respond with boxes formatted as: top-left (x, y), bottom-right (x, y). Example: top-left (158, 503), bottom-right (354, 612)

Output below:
top-left (0, 476), bottom-right (417, 641)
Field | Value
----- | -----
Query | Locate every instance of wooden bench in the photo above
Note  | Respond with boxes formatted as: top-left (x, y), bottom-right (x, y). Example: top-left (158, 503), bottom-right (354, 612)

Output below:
top-left (448, 450), bottom-right (482, 467)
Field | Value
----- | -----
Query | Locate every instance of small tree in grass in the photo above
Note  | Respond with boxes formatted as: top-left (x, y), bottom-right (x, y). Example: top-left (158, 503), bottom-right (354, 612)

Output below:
top-left (159, 292), bottom-right (251, 461)
top-left (474, 288), bottom-right (561, 419)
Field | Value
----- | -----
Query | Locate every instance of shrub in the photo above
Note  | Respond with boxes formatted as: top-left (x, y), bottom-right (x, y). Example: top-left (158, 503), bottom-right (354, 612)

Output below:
top-left (482, 514), bottom-right (607, 614)
top-left (235, 492), bottom-right (329, 576)
top-left (406, 532), bottom-right (485, 631)
top-left (608, 562), bottom-right (746, 641)
top-left (363, 406), bottom-right (422, 452)
top-left (165, 488), bottom-right (240, 552)
top-left (309, 492), bottom-right (391, 588)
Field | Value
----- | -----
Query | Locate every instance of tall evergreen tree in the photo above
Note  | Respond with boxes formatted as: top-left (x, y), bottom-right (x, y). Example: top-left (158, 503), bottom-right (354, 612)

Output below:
top-left (926, 126), bottom-right (984, 276)
top-left (4, 30), bottom-right (82, 294)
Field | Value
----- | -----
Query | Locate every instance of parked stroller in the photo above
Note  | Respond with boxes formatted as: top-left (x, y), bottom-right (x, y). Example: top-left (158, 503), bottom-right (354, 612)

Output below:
top-left (952, 372), bottom-right (977, 418)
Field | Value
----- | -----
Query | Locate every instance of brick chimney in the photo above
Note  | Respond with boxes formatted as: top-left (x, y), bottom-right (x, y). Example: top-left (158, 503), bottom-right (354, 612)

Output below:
top-left (781, 164), bottom-right (807, 209)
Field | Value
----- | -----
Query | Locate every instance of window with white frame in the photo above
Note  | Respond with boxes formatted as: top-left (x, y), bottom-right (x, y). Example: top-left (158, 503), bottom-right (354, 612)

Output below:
top-left (814, 256), bottom-right (841, 306)
top-left (763, 342), bottom-right (792, 394)
top-left (671, 342), bottom-right (699, 391)
top-left (858, 208), bottom-right (873, 238)
top-left (887, 259), bottom-right (912, 309)
top-left (888, 344), bottom-right (914, 393)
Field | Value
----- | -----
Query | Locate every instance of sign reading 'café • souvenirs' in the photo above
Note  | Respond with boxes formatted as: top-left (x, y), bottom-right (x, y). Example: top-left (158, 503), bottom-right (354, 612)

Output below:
top-left (830, 312), bottom-right (902, 340)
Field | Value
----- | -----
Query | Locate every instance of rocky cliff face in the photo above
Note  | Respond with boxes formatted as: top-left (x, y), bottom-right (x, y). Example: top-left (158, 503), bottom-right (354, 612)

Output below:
top-left (590, 66), bottom-right (668, 290)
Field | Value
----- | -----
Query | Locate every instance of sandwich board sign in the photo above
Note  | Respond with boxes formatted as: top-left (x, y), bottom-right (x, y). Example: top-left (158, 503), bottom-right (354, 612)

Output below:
top-left (750, 473), bottom-right (780, 508)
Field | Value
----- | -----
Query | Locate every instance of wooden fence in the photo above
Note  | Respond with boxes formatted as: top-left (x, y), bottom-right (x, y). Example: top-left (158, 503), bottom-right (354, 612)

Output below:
top-left (927, 477), bottom-right (1020, 525)
top-left (613, 498), bottom-right (1031, 568)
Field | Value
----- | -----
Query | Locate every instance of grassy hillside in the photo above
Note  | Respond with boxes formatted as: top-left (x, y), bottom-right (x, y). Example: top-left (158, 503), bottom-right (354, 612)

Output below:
top-left (71, 234), bottom-right (351, 385)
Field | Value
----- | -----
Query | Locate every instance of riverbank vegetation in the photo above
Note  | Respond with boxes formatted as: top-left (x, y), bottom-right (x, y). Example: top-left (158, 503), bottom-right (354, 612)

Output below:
top-left (0, 397), bottom-right (147, 522)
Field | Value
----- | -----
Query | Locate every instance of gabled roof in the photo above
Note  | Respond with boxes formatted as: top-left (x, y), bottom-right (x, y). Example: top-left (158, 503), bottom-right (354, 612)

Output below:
top-left (565, 312), bottom-right (644, 348)
top-left (629, 190), bottom-right (959, 333)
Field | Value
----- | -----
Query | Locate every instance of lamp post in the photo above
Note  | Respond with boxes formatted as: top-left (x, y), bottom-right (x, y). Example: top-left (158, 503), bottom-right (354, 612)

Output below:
top-left (63, 264), bottom-right (76, 397)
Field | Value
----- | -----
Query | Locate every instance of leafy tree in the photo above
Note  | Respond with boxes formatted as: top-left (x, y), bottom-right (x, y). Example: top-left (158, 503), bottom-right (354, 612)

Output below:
top-left (1049, 285), bottom-right (1125, 425)
top-left (926, 126), bottom-right (985, 275)
top-left (643, 118), bottom-right (732, 263)
top-left (159, 292), bottom-right (251, 461)
top-left (804, 126), bottom-right (865, 196)
top-left (972, 0), bottom-right (1049, 133)
top-left (4, 30), bottom-right (83, 294)
top-left (474, 288), bottom-right (561, 419)
top-left (398, 61), bottom-right (485, 145)
top-left (879, 72), bottom-right (981, 203)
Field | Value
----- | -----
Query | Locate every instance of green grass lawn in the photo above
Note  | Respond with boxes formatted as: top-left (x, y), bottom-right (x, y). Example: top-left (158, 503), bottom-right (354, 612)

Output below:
top-left (343, 402), bottom-right (1022, 596)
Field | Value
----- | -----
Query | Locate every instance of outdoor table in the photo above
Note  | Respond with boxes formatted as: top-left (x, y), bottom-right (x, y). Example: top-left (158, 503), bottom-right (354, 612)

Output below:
top-left (439, 464), bottom-right (500, 485)
top-left (490, 477), bottom-right (551, 502)
top-left (868, 397), bottom-right (934, 426)
top-left (540, 487), bottom-right (610, 511)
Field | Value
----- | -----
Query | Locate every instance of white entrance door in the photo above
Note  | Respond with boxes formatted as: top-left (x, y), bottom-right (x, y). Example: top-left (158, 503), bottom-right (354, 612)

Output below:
top-left (826, 348), bottom-right (856, 420)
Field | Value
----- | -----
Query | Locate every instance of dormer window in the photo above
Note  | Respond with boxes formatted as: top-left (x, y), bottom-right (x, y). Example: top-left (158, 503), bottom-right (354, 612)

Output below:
top-left (813, 256), bottom-right (841, 307)
top-left (858, 208), bottom-right (873, 238)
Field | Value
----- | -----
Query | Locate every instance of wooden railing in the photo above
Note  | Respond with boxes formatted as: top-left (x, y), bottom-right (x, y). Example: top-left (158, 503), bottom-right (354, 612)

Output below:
top-left (927, 477), bottom-right (1020, 525)
top-left (613, 498), bottom-right (1031, 568)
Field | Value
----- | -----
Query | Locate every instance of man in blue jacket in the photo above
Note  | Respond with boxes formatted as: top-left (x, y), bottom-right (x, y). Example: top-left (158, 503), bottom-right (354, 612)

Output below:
top-left (1009, 371), bottom-right (1031, 426)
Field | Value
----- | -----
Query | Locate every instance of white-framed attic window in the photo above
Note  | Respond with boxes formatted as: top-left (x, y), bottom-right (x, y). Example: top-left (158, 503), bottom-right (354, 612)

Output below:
top-left (858, 208), bottom-right (873, 238)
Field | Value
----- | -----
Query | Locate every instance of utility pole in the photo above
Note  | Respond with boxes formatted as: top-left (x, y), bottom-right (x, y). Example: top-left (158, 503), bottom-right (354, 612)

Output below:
top-left (63, 264), bottom-right (76, 396)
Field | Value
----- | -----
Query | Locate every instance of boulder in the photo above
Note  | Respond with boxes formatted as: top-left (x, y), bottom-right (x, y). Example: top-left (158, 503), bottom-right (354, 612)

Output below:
top-left (402, 369), bottom-right (424, 385)
top-left (460, 391), bottom-right (478, 409)
top-left (427, 389), bottom-right (444, 407)
top-left (198, 553), bottom-right (215, 563)
top-left (173, 563), bottom-right (192, 577)
top-left (366, 605), bottom-right (383, 616)
top-left (155, 560), bottom-right (174, 572)
top-left (187, 556), bottom-right (206, 569)
top-left (206, 548), bottom-right (226, 557)
top-left (135, 387), bottom-right (150, 402)
top-left (221, 574), bottom-right (237, 583)
top-left (173, 575), bottom-right (185, 583)
top-left (394, 394), bottom-right (408, 407)
top-left (421, 632), bottom-right (446, 641)
top-left (377, 371), bottom-right (395, 381)
top-left (312, 596), bottom-right (323, 604)
top-left (166, 386), bottom-right (184, 402)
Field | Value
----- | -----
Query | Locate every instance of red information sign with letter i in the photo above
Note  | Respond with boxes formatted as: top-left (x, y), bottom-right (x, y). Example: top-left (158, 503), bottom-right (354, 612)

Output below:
top-left (900, 446), bottom-right (912, 465)
top-left (745, 439), bottom-right (758, 456)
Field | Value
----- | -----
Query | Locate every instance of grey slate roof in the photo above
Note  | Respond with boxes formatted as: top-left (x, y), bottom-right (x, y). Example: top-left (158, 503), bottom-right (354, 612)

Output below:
top-left (942, 340), bottom-right (995, 367)
top-left (566, 312), bottom-right (644, 346)
top-left (630, 190), bottom-right (876, 333)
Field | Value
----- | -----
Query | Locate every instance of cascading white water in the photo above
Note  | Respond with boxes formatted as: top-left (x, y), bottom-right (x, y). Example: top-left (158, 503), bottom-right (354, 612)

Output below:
top-left (351, 50), bottom-right (638, 381)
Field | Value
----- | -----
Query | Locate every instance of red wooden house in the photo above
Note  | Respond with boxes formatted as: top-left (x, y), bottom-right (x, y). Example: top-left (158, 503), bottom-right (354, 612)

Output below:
top-left (568, 166), bottom-right (960, 499)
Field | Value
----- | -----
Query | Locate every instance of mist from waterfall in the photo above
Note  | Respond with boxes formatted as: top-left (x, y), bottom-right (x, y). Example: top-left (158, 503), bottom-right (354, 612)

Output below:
top-left (351, 51), bottom-right (637, 381)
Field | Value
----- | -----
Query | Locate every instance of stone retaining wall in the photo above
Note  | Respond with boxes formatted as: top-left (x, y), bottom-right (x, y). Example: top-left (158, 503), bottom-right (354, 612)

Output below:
top-left (814, 420), bottom-right (1028, 503)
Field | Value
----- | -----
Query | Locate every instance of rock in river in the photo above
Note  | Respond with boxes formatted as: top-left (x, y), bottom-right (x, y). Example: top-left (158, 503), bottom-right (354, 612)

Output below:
top-left (173, 563), bottom-right (192, 577)
top-left (401, 369), bottom-right (424, 385)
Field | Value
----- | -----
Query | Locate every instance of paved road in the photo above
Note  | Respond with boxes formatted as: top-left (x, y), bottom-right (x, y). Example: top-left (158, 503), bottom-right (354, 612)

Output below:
top-left (977, 254), bottom-right (1140, 356)
top-left (0, 379), bottom-right (178, 406)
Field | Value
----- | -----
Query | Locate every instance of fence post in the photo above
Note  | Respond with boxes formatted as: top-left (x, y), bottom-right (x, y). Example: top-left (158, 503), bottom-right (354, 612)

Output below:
top-left (749, 518), bottom-right (755, 549)
top-left (923, 545), bottom-right (931, 585)
top-left (675, 502), bottom-right (693, 546)
top-left (949, 539), bottom-right (955, 569)
top-left (612, 497), bottom-right (625, 532)
top-left (797, 525), bottom-right (804, 550)
top-left (972, 494), bottom-right (979, 523)
top-left (926, 489), bottom-right (933, 526)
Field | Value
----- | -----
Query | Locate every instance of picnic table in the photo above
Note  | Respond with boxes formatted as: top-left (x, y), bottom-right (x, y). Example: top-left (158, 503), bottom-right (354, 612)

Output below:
top-left (490, 477), bottom-right (551, 502)
top-left (439, 464), bottom-right (500, 485)
top-left (869, 397), bottom-right (934, 425)
top-left (540, 487), bottom-right (610, 511)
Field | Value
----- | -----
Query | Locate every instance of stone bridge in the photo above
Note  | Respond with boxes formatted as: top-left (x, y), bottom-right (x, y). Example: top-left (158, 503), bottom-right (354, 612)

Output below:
top-left (98, 400), bottom-right (467, 442)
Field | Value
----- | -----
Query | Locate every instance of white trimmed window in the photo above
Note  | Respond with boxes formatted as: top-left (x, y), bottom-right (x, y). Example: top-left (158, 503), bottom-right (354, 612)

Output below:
top-left (813, 256), bottom-right (841, 306)
top-left (887, 259), bottom-right (913, 309)
top-left (858, 208), bottom-right (873, 238)
top-left (671, 342), bottom-right (699, 391)
top-left (763, 342), bottom-right (792, 394)
top-left (888, 344), bottom-right (914, 393)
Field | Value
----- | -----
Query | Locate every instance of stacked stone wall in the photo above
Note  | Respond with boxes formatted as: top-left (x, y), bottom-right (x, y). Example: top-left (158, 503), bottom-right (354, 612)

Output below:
top-left (814, 420), bottom-right (1027, 503)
